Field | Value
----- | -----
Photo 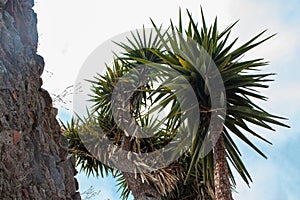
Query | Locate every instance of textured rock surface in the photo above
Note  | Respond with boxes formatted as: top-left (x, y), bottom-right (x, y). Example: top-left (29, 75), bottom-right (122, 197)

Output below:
top-left (0, 0), bottom-right (81, 199)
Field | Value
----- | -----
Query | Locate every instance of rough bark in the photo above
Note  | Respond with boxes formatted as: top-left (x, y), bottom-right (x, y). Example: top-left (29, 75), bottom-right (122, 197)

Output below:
top-left (0, 0), bottom-right (80, 199)
top-left (122, 171), bottom-right (161, 200)
top-left (213, 133), bottom-right (233, 200)
top-left (121, 137), bottom-right (161, 200)
top-left (112, 82), bottom-right (161, 200)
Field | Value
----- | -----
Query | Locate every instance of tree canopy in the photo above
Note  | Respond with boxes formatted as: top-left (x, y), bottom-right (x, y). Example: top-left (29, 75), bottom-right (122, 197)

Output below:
top-left (62, 8), bottom-right (289, 200)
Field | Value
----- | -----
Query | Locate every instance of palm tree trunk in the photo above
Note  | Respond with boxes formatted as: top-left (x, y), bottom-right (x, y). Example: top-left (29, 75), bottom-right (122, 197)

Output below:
top-left (213, 133), bottom-right (233, 200)
top-left (123, 171), bottom-right (161, 200)
top-left (113, 87), bottom-right (161, 200)
top-left (121, 137), bottom-right (161, 200)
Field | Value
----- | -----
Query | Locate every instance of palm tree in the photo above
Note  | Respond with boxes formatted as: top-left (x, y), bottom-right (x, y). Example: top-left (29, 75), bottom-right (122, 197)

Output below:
top-left (62, 8), bottom-right (289, 200)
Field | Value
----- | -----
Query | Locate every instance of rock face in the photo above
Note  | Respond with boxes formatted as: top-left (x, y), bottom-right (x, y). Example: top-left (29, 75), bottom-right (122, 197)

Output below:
top-left (0, 0), bottom-right (81, 199)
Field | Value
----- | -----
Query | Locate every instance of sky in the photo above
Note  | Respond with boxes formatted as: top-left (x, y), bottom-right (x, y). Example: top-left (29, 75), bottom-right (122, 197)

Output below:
top-left (33, 0), bottom-right (300, 199)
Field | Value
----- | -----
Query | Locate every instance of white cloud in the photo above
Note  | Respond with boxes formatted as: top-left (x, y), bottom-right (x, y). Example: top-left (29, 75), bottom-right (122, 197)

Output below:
top-left (225, 0), bottom-right (300, 62)
top-left (35, 0), bottom-right (300, 93)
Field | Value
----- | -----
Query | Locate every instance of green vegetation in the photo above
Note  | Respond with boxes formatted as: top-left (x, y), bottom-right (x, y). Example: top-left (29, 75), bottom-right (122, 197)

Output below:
top-left (62, 8), bottom-right (289, 200)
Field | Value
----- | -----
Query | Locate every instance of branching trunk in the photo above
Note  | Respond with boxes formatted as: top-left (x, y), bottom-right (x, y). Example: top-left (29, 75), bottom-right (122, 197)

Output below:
top-left (213, 133), bottom-right (233, 200)
top-left (113, 83), bottom-right (161, 199)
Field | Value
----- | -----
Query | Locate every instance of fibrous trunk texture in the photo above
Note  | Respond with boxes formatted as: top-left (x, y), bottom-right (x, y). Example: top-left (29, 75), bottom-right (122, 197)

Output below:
top-left (122, 137), bottom-right (161, 200)
top-left (0, 0), bottom-right (80, 199)
top-left (113, 83), bottom-right (161, 200)
top-left (213, 133), bottom-right (233, 200)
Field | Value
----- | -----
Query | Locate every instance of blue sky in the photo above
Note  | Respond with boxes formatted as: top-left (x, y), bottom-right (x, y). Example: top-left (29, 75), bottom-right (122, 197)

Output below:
top-left (33, 0), bottom-right (300, 199)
